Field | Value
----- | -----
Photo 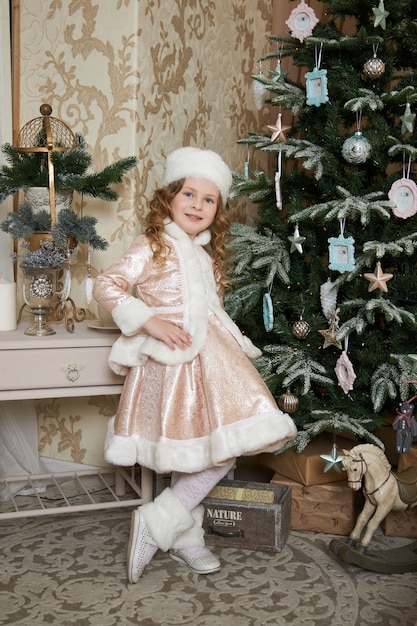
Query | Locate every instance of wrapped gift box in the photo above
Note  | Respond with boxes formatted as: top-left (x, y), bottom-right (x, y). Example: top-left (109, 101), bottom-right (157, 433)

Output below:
top-left (202, 479), bottom-right (291, 553)
top-left (270, 472), bottom-right (362, 535)
top-left (381, 508), bottom-right (417, 538)
top-left (259, 432), bottom-right (356, 486)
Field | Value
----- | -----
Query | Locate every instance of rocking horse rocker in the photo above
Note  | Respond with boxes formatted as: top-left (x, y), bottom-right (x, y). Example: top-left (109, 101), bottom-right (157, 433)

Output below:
top-left (329, 443), bottom-right (417, 573)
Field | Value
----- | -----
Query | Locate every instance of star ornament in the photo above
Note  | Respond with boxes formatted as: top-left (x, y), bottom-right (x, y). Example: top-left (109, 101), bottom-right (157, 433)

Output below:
top-left (400, 103), bottom-right (416, 134)
top-left (320, 443), bottom-right (344, 473)
top-left (288, 224), bottom-right (306, 254)
top-left (267, 113), bottom-right (291, 143)
top-left (319, 319), bottom-right (342, 350)
top-left (363, 261), bottom-right (393, 293)
top-left (372, 0), bottom-right (389, 30)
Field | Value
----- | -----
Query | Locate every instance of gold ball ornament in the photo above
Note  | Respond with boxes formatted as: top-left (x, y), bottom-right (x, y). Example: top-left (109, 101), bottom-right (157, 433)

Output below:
top-left (292, 316), bottom-right (311, 340)
top-left (39, 103), bottom-right (53, 116)
top-left (363, 55), bottom-right (385, 81)
top-left (278, 390), bottom-right (299, 413)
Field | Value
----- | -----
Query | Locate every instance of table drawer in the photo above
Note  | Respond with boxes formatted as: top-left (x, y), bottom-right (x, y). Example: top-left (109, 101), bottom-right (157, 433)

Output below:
top-left (0, 346), bottom-right (123, 391)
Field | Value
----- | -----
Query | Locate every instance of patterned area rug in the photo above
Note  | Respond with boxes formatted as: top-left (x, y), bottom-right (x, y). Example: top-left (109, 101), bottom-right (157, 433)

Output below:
top-left (1, 508), bottom-right (417, 626)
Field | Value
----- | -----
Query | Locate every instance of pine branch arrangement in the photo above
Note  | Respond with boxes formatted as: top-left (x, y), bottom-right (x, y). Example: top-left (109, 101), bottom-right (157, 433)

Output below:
top-left (0, 133), bottom-right (136, 251)
top-left (0, 136), bottom-right (137, 202)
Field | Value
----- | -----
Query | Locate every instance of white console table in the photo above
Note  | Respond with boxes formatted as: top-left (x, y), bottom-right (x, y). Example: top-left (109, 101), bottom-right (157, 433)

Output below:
top-left (0, 321), bottom-right (153, 519)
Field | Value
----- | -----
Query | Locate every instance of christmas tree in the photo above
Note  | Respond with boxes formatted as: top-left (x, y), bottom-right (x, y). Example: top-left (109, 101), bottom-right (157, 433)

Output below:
top-left (226, 0), bottom-right (417, 453)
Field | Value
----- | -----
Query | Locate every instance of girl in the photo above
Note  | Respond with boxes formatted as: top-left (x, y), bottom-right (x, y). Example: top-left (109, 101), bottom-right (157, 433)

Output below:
top-left (93, 147), bottom-right (297, 583)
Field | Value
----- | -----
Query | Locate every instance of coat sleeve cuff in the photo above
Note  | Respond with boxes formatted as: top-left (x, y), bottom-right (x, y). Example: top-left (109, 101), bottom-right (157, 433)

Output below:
top-left (112, 297), bottom-right (154, 335)
top-left (241, 335), bottom-right (262, 360)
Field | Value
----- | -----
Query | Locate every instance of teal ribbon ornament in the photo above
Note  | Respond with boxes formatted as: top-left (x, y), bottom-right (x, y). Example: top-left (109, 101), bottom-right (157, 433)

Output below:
top-left (263, 290), bottom-right (274, 332)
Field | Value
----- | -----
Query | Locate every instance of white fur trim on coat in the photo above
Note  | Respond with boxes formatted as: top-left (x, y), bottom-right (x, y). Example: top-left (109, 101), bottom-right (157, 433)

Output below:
top-left (112, 297), bottom-right (153, 336)
top-left (104, 409), bottom-right (297, 474)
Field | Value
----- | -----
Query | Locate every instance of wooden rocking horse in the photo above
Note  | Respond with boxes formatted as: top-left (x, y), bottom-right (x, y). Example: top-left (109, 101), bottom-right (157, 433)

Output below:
top-left (329, 443), bottom-right (417, 573)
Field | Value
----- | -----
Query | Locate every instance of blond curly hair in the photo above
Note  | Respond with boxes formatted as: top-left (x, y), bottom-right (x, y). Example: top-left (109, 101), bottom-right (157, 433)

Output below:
top-left (144, 180), bottom-right (232, 295)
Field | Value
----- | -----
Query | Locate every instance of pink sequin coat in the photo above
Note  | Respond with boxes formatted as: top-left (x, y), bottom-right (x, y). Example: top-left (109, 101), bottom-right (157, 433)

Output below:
top-left (93, 220), bottom-right (297, 473)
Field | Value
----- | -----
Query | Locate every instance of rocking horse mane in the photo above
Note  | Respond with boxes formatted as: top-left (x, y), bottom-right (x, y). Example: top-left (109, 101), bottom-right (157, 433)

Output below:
top-left (348, 443), bottom-right (391, 472)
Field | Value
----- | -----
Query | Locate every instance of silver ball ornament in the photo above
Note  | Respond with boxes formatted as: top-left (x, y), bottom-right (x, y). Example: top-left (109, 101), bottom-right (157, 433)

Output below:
top-left (363, 55), bottom-right (385, 81)
top-left (342, 131), bottom-right (372, 164)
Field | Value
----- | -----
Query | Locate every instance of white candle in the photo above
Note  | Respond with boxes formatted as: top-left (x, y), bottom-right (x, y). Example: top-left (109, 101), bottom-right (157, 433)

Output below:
top-left (0, 277), bottom-right (17, 331)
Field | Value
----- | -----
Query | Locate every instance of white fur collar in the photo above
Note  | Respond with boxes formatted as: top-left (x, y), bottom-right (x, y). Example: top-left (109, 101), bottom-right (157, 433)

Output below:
top-left (164, 218), bottom-right (211, 247)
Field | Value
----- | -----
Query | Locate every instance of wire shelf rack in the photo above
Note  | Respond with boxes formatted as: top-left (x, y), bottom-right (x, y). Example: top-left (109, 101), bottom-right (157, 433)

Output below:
top-left (0, 467), bottom-right (145, 520)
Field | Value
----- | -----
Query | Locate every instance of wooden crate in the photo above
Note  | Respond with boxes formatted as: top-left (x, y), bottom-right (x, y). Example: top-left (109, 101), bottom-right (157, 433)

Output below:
top-left (202, 479), bottom-right (291, 553)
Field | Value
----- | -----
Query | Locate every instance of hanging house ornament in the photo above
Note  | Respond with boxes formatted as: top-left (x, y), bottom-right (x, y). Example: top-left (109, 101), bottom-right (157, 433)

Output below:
top-left (363, 45), bottom-right (385, 81)
top-left (286, 0), bottom-right (319, 43)
top-left (305, 44), bottom-right (329, 107)
top-left (363, 261), bottom-right (393, 293)
top-left (335, 340), bottom-right (356, 395)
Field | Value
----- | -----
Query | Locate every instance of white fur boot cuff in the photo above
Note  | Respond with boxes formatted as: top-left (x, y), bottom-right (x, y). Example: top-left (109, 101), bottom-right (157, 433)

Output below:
top-left (139, 488), bottom-right (194, 552)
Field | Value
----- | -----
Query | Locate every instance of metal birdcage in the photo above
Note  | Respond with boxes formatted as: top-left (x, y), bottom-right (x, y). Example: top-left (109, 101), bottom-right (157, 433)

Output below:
top-left (16, 104), bottom-right (78, 223)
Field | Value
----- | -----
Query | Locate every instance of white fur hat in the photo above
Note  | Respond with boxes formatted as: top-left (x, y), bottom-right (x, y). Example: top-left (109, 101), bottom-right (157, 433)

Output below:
top-left (163, 147), bottom-right (232, 204)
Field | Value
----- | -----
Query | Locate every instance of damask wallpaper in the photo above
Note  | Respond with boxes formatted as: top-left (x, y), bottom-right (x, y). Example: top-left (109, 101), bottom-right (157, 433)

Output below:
top-left (14, 0), bottom-right (274, 465)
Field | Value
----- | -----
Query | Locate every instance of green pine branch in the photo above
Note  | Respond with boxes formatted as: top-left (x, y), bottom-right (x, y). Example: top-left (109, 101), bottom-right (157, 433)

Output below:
top-left (277, 412), bottom-right (384, 455)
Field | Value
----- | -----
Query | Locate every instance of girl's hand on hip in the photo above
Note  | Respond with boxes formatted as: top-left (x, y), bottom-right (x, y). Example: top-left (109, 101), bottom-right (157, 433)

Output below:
top-left (142, 317), bottom-right (192, 350)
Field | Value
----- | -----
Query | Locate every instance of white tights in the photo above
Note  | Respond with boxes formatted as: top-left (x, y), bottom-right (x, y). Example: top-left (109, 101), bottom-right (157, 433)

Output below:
top-left (170, 458), bottom-right (236, 511)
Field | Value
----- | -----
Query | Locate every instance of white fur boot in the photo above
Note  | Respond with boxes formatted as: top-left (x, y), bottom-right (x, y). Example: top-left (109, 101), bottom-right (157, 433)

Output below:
top-left (169, 505), bottom-right (221, 574)
top-left (127, 487), bottom-right (194, 584)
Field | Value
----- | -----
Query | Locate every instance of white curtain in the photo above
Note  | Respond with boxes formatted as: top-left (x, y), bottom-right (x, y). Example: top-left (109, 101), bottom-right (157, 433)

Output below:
top-left (0, 401), bottom-right (47, 500)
